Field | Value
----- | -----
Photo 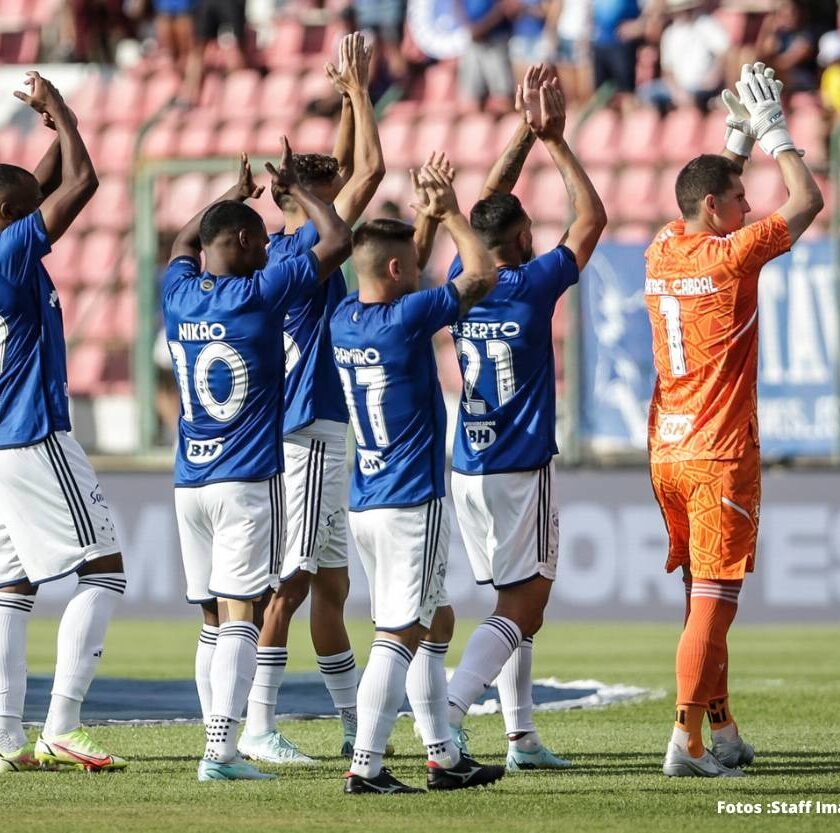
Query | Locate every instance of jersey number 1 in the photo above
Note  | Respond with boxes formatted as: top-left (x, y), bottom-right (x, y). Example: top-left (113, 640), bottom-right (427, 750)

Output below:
top-left (659, 296), bottom-right (687, 377)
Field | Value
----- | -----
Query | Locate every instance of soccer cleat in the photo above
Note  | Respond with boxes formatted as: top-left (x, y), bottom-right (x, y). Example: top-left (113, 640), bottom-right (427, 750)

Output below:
top-left (662, 742), bottom-right (745, 777)
top-left (198, 758), bottom-right (276, 781)
top-left (35, 729), bottom-right (127, 772)
top-left (506, 745), bottom-right (573, 772)
top-left (344, 767), bottom-right (424, 794)
top-left (449, 724), bottom-right (471, 756)
top-left (237, 730), bottom-right (319, 765)
top-left (427, 753), bottom-right (505, 791)
top-left (0, 742), bottom-right (40, 773)
top-left (711, 736), bottom-right (755, 769)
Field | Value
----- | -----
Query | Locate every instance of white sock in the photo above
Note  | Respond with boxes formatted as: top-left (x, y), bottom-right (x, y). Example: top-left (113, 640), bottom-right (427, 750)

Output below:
top-left (317, 649), bottom-right (357, 711)
top-left (204, 621), bottom-right (259, 762)
top-left (508, 730), bottom-right (542, 752)
top-left (45, 573), bottom-right (125, 737)
top-left (351, 639), bottom-right (412, 778)
top-left (195, 625), bottom-right (218, 725)
top-left (498, 635), bottom-right (536, 735)
top-left (0, 594), bottom-right (35, 752)
top-left (407, 641), bottom-right (459, 766)
top-left (245, 646), bottom-right (287, 737)
top-left (447, 616), bottom-right (522, 725)
top-left (711, 723), bottom-right (739, 743)
top-left (670, 725), bottom-right (691, 750)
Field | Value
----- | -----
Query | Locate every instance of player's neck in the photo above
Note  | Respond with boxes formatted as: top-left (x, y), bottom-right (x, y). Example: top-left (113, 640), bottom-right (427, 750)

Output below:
top-left (282, 208), bottom-right (308, 234)
top-left (684, 216), bottom-right (719, 236)
top-left (358, 276), bottom-right (399, 305)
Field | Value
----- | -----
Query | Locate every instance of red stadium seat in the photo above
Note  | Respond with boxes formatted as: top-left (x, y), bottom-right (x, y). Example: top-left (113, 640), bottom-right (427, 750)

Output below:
top-left (142, 112), bottom-right (181, 159)
top-left (259, 71), bottom-right (301, 118)
top-left (78, 231), bottom-right (122, 287)
top-left (742, 165), bottom-right (787, 218)
top-left (0, 29), bottom-right (39, 64)
top-left (293, 116), bottom-right (335, 153)
top-left (493, 112), bottom-right (525, 158)
top-left (298, 69), bottom-right (337, 107)
top-left (114, 290), bottom-right (137, 340)
top-left (158, 173), bottom-right (209, 230)
top-left (614, 167), bottom-right (660, 223)
top-left (661, 108), bottom-right (703, 163)
top-left (67, 344), bottom-right (106, 396)
top-left (451, 113), bottom-right (498, 168)
top-left (411, 114), bottom-right (455, 166)
top-left (254, 121), bottom-right (291, 157)
top-left (0, 127), bottom-right (23, 166)
top-left (75, 289), bottom-right (115, 342)
top-left (177, 114), bottom-right (218, 158)
top-left (43, 233), bottom-right (82, 291)
top-left (453, 169), bottom-right (487, 212)
top-left (378, 115), bottom-right (416, 169)
top-left (142, 70), bottom-right (181, 119)
top-left (93, 124), bottom-right (135, 174)
top-left (575, 109), bottom-right (619, 165)
top-left (103, 75), bottom-right (145, 126)
top-left (527, 168), bottom-right (567, 224)
top-left (67, 73), bottom-right (107, 128)
top-left (658, 164), bottom-right (682, 219)
top-left (420, 61), bottom-right (458, 111)
top-left (788, 110), bottom-right (827, 165)
top-left (197, 72), bottom-right (224, 111)
top-left (216, 70), bottom-right (263, 119)
top-left (585, 165), bottom-right (616, 209)
top-left (265, 19), bottom-right (307, 69)
top-left (216, 119), bottom-right (259, 157)
top-left (85, 177), bottom-right (133, 233)
top-left (22, 127), bottom-right (56, 172)
top-left (426, 234), bottom-right (457, 282)
top-left (617, 108), bottom-right (661, 164)
top-left (531, 224), bottom-right (565, 255)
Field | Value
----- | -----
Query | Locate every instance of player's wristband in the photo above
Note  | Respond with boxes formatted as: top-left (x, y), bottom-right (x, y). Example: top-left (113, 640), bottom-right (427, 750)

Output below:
top-left (725, 128), bottom-right (755, 159)
top-left (758, 125), bottom-right (797, 158)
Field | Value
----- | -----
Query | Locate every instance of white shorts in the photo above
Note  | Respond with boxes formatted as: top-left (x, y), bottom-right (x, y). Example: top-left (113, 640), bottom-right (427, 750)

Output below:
top-left (452, 462), bottom-right (559, 589)
top-left (349, 498), bottom-right (450, 631)
top-left (0, 432), bottom-right (120, 587)
top-left (174, 474), bottom-right (285, 603)
top-left (280, 420), bottom-right (349, 581)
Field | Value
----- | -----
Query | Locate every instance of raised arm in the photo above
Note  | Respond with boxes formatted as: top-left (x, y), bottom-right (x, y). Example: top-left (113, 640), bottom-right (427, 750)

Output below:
top-left (171, 152), bottom-right (264, 261)
top-left (266, 136), bottom-right (352, 280)
top-left (526, 81), bottom-right (606, 269)
top-left (15, 72), bottom-right (97, 243)
top-left (479, 64), bottom-right (556, 199)
top-left (735, 62), bottom-right (822, 243)
top-left (417, 165), bottom-right (497, 315)
top-left (410, 152), bottom-right (454, 270)
top-left (332, 95), bottom-right (355, 183)
top-left (327, 32), bottom-right (386, 227)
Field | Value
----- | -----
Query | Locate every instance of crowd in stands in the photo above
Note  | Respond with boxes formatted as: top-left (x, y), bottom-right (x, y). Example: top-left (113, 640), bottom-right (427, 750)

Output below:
top-left (0, 0), bottom-right (836, 427)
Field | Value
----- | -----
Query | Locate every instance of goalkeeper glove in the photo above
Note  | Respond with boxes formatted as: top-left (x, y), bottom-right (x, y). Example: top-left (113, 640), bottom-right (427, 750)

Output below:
top-left (735, 61), bottom-right (797, 158)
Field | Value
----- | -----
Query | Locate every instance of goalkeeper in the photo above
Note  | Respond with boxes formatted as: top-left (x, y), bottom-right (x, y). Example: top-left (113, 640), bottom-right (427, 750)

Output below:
top-left (645, 61), bottom-right (823, 778)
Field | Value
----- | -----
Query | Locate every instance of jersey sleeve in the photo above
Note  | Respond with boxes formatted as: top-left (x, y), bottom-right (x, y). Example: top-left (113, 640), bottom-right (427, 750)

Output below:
top-left (525, 245), bottom-right (579, 302)
top-left (267, 221), bottom-right (320, 263)
top-left (446, 255), bottom-right (464, 282)
top-left (259, 251), bottom-right (320, 314)
top-left (399, 283), bottom-right (461, 340)
top-left (0, 211), bottom-right (51, 286)
top-left (161, 256), bottom-right (200, 298)
top-left (727, 213), bottom-right (792, 274)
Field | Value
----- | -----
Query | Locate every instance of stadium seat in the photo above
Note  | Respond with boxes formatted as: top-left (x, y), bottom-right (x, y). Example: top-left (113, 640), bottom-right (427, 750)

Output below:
top-left (378, 115), bottom-right (415, 169)
top-left (293, 116), bottom-right (335, 153)
top-left (67, 72), bottom-right (107, 127)
top-left (142, 112), bottom-right (181, 159)
top-left (216, 69), bottom-right (263, 119)
top-left (298, 69), bottom-right (338, 107)
top-left (254, 121), bottom-right (290, 157)
top-left (0, 127), bottom-right (22, 164)
top-left (614, 167), bottom-right (660, 223)
top-left (532, 224), bottom-right (565, 255)
top-left (574, 109), bottom-right (619, 165)
top-left (177, 114), bottom-right (218, 158)
top-left (0, 28), bottom-right (39, 64)
top-left (197, 73), bottom-right (224, 112)
top-left (493, 112), bottom-right (525, 158)
top-left (450, 113), bottom-right (498, 167)
top-left (78, 231), bottom-right (122, 287)
top-left (58, 289), bottom-right (77, 334)
top-left (788, 110), bottom-right (827, 165)
top-left (420, 61), bottom-right (459, 112)
top-left (661, 108), bottom-right (703, 163)
top-left (158, 173), bottom-right (209, 230)
top-left (142, 70), bottom-right (181, 119)
top-left (264, 19), bottom-right (307, 68)
top-left (75, 289), bottom-right (115, 342)
top-left (43, 233), bottom-right (82, 291)
top-left (22, 127), bottom-right (56, 172)
top-left (119, 252), bottom-right (137, 287)
top-left (67, 344), bottom-right (107, 396)
top-left (104, 74), bottom-right (146, 126)
top-left (527, 168), bottom-right (567, 223)
top-left (216, 119), bottom-right (259, 157)
top-left (411, 114), bottom-right (455, 166)
top-left (453, 169), bottom-right (487, 212)
top-left (658, 165), bottom-right (682, 219)
top-left (617, 108), bottom-right (661, 163)
top-left (375, 169), bottom-right (411, 209)
top-left (85, 177), bottom-right (133, 233)
top-left (698, 110), bottom-right (726, 154)
top-left (584, 165), bottom-right (615, 209)
top-left (261, 197), bottom-right (286, 233)
top-left (742, 165), bottom-right (787, 218)
top-left (93, 124), bottom-right (135, 175)
top-left (259, 71), bottom-right (301, 118)
top-left (114, 290), bottom-right (137, 340)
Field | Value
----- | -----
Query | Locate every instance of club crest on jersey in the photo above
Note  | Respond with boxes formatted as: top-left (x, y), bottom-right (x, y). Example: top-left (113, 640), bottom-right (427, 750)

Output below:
top-left (465, 421), bottom-right (497, 451)
top-left (186, 437), bottom-right (225, 463)
top-left (357, 448), bottom-right (386, 474)
top-left (658, 414), bottom-right (694, 443)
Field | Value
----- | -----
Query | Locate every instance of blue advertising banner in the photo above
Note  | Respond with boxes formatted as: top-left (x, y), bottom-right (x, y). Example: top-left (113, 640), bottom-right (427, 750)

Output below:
top-left (579, 240), bottom-right (838, 459)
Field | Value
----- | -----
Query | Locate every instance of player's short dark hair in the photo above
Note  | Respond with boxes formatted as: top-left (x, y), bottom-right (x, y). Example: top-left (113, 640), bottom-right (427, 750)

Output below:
top-left (352, 218), bottom-right (415, 250)
top-left (199, 200), bottom-right (264, 246)
top-left (470, 193), bottom-right (529, 249)
top-left (675, 155), bottom-right (743, 219)
top-left (0, 163), bottom-right (36, 197)
top-left (292, 153), bottom-right (339, 186)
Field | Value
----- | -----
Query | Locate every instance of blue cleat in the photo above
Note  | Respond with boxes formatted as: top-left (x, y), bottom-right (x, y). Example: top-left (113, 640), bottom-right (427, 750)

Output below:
top-left (506, 745), bottom-right (573, 772)
top-left (449, 724), bottom-right (471, 756)
top-left (197, 758), bottom-right (276, 781)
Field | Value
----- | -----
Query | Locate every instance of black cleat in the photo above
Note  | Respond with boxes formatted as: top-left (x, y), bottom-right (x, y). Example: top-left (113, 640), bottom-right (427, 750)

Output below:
top-left (426, 754), bottom-right (506, 791)
top-left (344, 767), bottom-right (425, 794)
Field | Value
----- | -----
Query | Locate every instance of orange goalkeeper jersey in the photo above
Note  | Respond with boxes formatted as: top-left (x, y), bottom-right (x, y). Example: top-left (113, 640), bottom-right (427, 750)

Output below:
top-left (645, 213), bottom-right (791, 462)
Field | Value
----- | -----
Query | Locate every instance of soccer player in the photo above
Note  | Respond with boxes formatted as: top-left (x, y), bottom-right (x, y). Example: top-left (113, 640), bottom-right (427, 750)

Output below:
top-left (162, 143), bottom-right (351, 781)
top-left (442, 70), bottom-right (607, 770)
top-left (646, 63), bottom-right (822, 777)
top-left (0, 72), bottom-right (127, 773)
top-left (240, 32), bottom-right (386, 765)
top-left (333, 161), bottom-right (503, 794)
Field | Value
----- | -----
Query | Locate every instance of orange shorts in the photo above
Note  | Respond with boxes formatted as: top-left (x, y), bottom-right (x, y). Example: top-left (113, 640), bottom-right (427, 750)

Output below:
top-left (650, 450), bottom-right (760, 580)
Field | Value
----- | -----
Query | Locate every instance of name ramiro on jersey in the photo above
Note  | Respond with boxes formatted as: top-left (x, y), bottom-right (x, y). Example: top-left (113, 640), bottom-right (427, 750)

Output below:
top-left (177, 321), bottom-right (227, 341)
top-left (333, 346), bottom-right (381, 366)
top-left (645, 276), bottom-right (718, 296)
top-left (450, 320), bottom-right (521, 339)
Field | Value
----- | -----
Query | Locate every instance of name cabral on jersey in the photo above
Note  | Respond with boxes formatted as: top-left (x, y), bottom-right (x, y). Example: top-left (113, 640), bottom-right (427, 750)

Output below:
top-left (644, 276), bottom-right (719, 296)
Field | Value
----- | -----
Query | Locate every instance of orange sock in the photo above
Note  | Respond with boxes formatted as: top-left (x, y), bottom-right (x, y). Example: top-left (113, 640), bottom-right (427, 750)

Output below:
top-left (674, 579), bottom-right (741, 757)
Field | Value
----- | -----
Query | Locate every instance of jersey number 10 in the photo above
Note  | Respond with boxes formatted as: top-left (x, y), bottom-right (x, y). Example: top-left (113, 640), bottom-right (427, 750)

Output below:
top-left (659, 296), bottom-right (687, 377)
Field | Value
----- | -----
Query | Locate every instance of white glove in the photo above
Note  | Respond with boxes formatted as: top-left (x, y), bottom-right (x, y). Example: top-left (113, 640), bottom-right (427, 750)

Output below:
top-left (721, 85), bottom-right (755, 158)
top-left (735, 61), bottom-right (797, 158)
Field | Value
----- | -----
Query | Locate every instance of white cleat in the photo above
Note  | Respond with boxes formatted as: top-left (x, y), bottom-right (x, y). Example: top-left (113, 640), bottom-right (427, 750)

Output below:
top-left (237, 730), bottom-right (319, 765)
top-left (711, 736), bottom-right (755, 768)
top-left (662, 742), bottom-right (745, 777)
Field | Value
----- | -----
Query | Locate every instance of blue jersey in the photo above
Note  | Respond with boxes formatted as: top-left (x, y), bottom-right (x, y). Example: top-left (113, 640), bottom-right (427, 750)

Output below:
top-left (0, 211), bottom-right (70, 449)
top-left (330, 284), bottom-right (461, 510)
top-left (162, 252), bottom-right (318, 486)
top-left (267, 223), bottom-right (348, 434)
top-left (447, 247), bottom-right (579, 474)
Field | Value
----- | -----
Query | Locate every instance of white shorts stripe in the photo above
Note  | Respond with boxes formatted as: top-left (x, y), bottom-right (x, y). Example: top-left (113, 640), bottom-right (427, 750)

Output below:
top-left (300, 440), bottom-right (326, 565)
top-left (44, 434), bottom-right (93, 547)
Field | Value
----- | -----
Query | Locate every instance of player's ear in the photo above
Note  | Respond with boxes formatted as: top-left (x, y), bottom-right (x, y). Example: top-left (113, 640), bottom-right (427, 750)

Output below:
top-left (237, 228), bottom-right (249, 250)
top-left (387, 256), bottom-right (401, 281)
top-left (703, 193), bottom-right (717, 216)
top-left (0, 200), bottom-right (15, 221)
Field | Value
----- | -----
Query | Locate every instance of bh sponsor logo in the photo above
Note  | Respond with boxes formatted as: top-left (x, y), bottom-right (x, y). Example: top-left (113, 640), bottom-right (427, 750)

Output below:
top-left (186, 437), bottom-right (225, 463)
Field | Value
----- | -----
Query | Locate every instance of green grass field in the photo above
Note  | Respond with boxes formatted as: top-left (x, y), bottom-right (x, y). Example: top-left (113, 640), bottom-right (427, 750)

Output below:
top-left (6, 619), bottom-right (839, 833)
